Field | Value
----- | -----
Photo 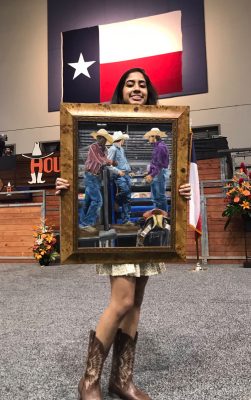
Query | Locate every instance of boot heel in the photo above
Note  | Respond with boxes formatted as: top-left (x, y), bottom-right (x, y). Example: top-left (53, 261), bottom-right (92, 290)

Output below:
top-left (108, 330), bottom-right (152, 399)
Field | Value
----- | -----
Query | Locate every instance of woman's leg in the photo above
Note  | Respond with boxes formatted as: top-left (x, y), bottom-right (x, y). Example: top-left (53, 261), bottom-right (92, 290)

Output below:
top-left (95, 276), bottom-right (136, 350)
top-left (118, 276), bottom-right (149, 337)
top-left (79, 276), bottom-right (136, 399)
top-left (109, 276), bottom-right (151, 400)
top-left (95, 274), bottom-right (149, 348)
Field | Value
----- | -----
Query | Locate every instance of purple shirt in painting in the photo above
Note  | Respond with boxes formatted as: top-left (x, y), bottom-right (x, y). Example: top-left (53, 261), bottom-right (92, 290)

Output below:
top-left (148, 140), bottom-right (169, 177)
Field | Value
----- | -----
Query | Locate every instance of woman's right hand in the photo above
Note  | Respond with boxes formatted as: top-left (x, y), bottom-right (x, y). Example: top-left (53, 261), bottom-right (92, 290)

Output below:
top-left (179, 183), bottom-right (191, 200)
top-left (55, 177), bottom-right (70, 195)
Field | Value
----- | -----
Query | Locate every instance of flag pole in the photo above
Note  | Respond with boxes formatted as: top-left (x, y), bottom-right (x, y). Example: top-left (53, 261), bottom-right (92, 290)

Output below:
top-left (195, 231), bottom-right (202, 271)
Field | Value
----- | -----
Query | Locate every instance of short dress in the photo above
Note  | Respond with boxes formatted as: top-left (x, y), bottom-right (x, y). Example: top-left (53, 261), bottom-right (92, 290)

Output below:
top-left (96, 262), bottom-right (166, 277)
top-left (97, 210), bottom-right (168, 277)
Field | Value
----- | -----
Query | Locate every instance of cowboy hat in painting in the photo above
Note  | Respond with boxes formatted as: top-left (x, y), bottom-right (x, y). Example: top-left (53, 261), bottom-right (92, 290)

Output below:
top-left (143, 127), bottom-right (167, 139)
top-left (90, 129), bottom-right (113, 145)
top-left (111, 131), bottom-right (130, 143)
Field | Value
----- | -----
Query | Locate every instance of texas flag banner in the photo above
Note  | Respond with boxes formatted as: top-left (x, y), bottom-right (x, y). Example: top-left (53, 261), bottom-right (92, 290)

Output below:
top-left (189, 139), bottom-right (202, 235)
top-left (62, 12), bottom-right (183, 103)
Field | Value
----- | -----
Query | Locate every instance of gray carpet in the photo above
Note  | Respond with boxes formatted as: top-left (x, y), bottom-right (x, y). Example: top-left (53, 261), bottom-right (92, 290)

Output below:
top-left (0, 263), bottom-right (250, 400)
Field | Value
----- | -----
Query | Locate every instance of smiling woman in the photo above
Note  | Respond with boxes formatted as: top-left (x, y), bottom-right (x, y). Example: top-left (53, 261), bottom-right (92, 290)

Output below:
top-left (122, 72), bottom-right (148, 105)
top-left (112, 68), bottom-right (158, 105)
top-left (57, 66), bottom-right (190, 400)
top-left (59, 100), bottom-right (190, 400)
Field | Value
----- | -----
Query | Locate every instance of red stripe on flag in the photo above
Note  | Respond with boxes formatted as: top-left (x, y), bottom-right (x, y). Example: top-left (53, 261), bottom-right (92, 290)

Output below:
top-left (100, 52), bottom-right (182, 102)
top-left (197, 214), bottom-right (202, 233)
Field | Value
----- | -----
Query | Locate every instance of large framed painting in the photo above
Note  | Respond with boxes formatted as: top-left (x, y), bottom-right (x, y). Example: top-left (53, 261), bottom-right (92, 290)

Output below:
top-left (60, 103), bottom-right (190, 264)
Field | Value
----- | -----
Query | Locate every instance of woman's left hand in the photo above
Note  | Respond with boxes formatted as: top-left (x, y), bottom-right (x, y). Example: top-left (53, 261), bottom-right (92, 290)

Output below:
top-left (179, 183), bottom-right (191, 200)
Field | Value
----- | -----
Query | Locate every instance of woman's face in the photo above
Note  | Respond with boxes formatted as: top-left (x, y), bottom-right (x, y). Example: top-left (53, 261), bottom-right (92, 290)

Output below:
top-left (122, 72), bottom-right (148, 105)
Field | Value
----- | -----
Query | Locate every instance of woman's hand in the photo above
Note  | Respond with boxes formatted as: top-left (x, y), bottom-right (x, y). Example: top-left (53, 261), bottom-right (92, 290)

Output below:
top-left (55, 177), bottom-right (70, 195)
top-left (179, 183), bottom-right (191, 200)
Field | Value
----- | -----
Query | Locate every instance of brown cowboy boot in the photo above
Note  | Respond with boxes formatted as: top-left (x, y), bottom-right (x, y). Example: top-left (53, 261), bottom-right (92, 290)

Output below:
top-left (78, 330), bottom-right (108, 400)
top-left (108, 329), bottom-right (152, 400)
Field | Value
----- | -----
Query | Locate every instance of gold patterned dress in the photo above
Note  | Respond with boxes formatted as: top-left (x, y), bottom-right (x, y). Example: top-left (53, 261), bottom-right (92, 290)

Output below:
top-left (96, 262), bottom-right (166, 277)
top-left (97, 209), bottom-right (169, 277)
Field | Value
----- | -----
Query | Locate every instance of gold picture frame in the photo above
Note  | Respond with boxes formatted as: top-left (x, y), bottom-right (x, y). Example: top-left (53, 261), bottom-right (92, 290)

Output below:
top-left (60, 103), bottom-right (190, 264)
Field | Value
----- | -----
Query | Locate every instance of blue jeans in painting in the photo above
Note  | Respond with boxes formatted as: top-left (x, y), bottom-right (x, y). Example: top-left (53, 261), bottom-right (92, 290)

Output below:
top-left (115, 174), bottom-right (132, 223)
top-left (151, 168), bottom-right (168, 212)
top-left (79, 172), bottom-right (103, 227)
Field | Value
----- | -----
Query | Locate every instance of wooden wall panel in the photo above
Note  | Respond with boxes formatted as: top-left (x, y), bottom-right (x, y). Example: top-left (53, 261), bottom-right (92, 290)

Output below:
top-left (0, 189), bottom-right (60, 260)
top-left (0, 206), bottom-right (42, 258)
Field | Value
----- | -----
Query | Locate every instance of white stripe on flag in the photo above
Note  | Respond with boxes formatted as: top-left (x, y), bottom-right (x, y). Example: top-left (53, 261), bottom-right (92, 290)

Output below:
top-left (99, 11), bottom-right (182, 63)
top-left (189, 161), bottom-right (201, 232)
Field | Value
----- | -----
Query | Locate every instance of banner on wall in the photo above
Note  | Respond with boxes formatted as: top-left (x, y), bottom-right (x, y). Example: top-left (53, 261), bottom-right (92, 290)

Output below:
top-left (62, 12), bottom-right (183, 103)
top-left (48, 0), bottom-right (208, 111)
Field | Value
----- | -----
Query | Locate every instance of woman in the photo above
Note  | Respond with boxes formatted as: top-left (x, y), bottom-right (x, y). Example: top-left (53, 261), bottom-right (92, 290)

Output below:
top-left (56, 68), bottom-right (191, 400)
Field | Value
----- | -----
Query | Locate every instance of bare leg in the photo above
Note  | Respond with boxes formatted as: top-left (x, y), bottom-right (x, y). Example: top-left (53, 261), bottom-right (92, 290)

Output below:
top-left (118, 276), bottom-right (149, 337)
top-left (78, 277), bottom-right (136, 399)
top-left (95, 276), bottom-right (136, 350)
top-left (108, 276), bottom-right (151, 399)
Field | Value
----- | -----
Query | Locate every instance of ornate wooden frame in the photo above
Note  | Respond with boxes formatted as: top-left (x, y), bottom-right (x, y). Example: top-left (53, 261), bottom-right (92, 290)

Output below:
top-left (60, 103), bottom-right (190, 264)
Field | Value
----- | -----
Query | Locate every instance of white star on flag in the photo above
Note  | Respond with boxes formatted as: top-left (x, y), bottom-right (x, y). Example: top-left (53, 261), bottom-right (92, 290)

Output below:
top-left (68, 53), bottom-right (96, 79)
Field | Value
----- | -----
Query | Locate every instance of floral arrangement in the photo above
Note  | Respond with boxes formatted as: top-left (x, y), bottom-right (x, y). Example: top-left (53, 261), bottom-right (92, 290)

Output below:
top-left (32, 220), bottom-right (59, 265)
top-left (222, 162), bottom-right (251, 228)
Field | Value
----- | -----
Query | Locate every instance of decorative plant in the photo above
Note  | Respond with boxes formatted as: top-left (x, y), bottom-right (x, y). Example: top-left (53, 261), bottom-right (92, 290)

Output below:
top-left (32, 220), bottom-right (59, 265)
top-left (222, 162), bottom-right (251, 229)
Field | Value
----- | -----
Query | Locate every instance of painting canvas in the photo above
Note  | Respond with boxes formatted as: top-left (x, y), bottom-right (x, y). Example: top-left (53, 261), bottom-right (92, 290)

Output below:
top-left (60, 103), bottom-right (190, 264)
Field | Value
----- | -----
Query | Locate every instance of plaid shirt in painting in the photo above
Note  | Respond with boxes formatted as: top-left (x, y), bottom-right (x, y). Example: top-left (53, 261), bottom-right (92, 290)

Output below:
top-left (84, 143), bottom-right (111, 175)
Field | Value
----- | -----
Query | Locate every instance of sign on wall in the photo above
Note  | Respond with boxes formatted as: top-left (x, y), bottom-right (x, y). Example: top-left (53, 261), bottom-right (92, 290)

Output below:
top-left (22, 142), bottom-right (60, 184)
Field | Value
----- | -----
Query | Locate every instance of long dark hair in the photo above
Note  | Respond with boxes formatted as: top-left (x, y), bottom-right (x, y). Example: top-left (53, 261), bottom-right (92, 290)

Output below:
top-left (111, 68), bottom-right (158, 105)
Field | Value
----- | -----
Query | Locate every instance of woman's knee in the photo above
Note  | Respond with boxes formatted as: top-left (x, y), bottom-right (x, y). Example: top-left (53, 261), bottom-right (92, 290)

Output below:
top-left (110, 296), bottom-right (135, 320)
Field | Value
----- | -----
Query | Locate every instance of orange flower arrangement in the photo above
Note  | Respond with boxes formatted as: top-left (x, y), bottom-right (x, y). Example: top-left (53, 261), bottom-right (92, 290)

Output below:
top-left (222, 162), bottom-right (251, 228)
top-left (32, 220), bottom-right (59, 265)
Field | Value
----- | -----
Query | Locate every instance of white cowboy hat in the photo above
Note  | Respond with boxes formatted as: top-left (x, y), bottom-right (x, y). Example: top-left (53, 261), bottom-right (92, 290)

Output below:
top-left (143, 127), bottom-right (167, 139)
top-left (112, 131), bottom-right (130, 143)
top-left (91, 129), bottom-right (113, 145)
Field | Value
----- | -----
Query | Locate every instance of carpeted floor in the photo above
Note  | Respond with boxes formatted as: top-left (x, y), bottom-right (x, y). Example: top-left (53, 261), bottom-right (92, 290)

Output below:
top-left (0, 263), bottom-right (250, 400)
